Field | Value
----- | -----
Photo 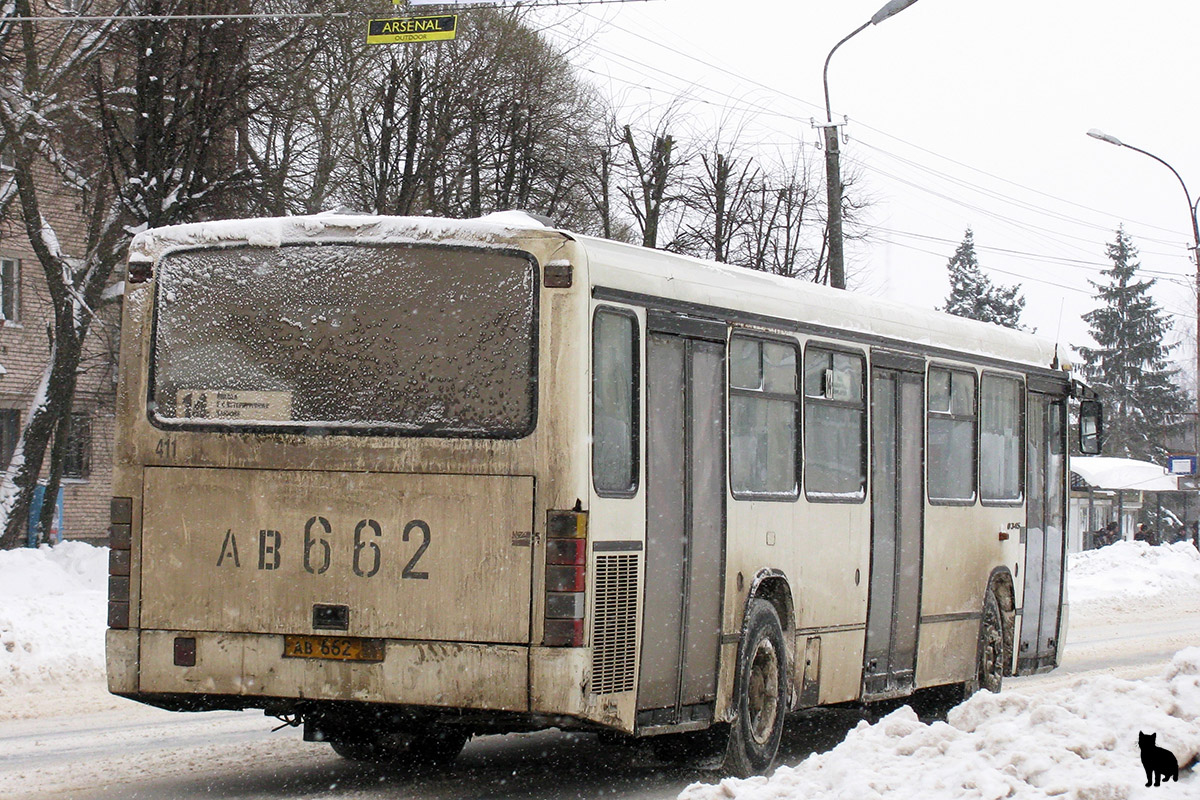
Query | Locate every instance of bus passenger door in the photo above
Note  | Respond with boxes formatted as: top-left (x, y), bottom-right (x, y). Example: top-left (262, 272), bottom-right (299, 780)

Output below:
top-left (864, 357), bottom-right (924, 700)
top-left (638, 314), bottom-right (726, 727)
top-left (1018, 394), bottom-right (1067, 674)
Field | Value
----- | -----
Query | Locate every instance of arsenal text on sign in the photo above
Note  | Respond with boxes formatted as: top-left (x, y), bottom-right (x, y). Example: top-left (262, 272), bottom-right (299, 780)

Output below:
top-left (367, 15), bottom-right (457, 44)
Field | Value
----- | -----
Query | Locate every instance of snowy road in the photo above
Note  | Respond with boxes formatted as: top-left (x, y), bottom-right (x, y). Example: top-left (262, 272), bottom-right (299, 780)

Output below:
top-left (3, 600), bottom-right (1197, 800)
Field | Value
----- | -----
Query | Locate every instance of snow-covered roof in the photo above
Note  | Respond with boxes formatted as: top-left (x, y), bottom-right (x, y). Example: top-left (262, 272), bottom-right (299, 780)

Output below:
top-left (1071, 456), bottom-right (1181, 492)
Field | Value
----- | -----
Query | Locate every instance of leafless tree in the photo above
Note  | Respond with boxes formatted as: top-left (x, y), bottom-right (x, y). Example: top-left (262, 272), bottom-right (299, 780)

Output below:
top-left (672, 136), bottom-right (760, 263)
top-left (243, 6), bottom-right (609, 229)
top-left (0, 0), bottom-right (278, 547)
top-left (619, 105), bottom-right (691, 250)
top-left (739, 149), bottom-right (823, 278)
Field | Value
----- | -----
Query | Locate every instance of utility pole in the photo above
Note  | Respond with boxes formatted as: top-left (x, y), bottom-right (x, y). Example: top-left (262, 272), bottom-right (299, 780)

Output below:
top-left (820, 0), bottom-right (921, 289)
top-left (821, 124), bottom-right (845, 288)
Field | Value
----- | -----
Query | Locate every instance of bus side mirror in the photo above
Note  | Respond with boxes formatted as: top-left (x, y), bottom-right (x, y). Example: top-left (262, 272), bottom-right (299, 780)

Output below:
top-left (1079, 400), bottom-right (1102, 455)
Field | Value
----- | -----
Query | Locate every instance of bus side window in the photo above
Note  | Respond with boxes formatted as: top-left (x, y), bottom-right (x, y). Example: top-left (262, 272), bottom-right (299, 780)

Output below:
top-left (592, 309), bottom-right (639, 496)
top-left (729, 334), bottom-right (799, 499)
top-left (980, 374), bottom-right (1024, 503)
top-left (928, 367), bottom-right (977, 503)
top-left (803, 346), bottom-right (866, 501)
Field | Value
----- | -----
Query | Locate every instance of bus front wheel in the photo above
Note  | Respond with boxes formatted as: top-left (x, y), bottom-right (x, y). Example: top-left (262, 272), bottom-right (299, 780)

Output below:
top-left (724, 598), bottom-right (787, 777)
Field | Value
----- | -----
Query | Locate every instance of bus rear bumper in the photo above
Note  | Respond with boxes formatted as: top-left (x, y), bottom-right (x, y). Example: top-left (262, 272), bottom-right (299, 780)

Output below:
top-left (106, 628), bottom-right (139, 694)
top-left (131, 630), bottom-right (529, 712)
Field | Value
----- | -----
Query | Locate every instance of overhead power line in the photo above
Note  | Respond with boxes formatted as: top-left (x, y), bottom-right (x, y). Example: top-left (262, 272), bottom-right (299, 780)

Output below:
top-left (0, 0), bottom-right (654, 23)
top-left (856, 160), bottom-right (1185, 262)
top-left (579, 42), bottom-right (1195, 281)
top-left (856, 140), bottom-right (1186, 250)
top-left (574, 7), bottom-right (1193, 242)
top-left (876, 227), bottom-right (1189, 283)
top-left (878, 236), bottom-right (1195, 321)
top-left (0, 11), bottom-right (352, 22)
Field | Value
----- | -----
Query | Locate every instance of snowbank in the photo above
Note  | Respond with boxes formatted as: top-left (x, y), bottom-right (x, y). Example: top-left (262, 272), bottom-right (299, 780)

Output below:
top-left (0, 542), bottom-right (107, 692)
top-left (1070, 540), bottom-right (1200, 616)
top-left (680, 540), bottom-right (1200, 800)
top-left (682, 648), bottom-right (1200, 800)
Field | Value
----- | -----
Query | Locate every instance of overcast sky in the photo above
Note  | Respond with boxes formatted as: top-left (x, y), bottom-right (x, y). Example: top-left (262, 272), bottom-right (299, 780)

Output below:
top-left (538, 0), bottom-right (1200, 378)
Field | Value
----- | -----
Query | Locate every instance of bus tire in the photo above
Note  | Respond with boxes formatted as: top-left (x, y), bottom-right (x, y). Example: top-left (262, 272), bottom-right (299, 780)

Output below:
top-left (977, 587), bottom-right (1004, 695)
top-left (724, 598), bottom-right (787, 777)
top-left (329, 736), bottom-right (391, 762)
top-left (408, 727), bottom-right (470, 766)
top-left (328, 727), bottom-right (469, 766)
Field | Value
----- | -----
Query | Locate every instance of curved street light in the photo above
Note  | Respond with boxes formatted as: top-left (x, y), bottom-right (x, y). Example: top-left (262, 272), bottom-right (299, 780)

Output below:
top-left (1087, 128), bottom-right (1200, 464)
top-left (821, 0), bottom-right (921, 290)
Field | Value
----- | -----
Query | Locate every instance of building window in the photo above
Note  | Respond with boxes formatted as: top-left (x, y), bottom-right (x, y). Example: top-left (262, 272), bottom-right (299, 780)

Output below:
top-left (980, 374), bottom-right (1023, 502)
top-left (803, 346), bottom-right (866, 501)
top-left (63, 413), bottom-right (91, 479)
top-left (928, 367), bottom-right (977, 503)
top-left (729, 334), bottom-right (798, 499)
top-left (0, 409), bottom-right (18, 469)
top-left (592, 308), bottom-right (639, 496)
top-left (1, 258), bottom-right (18, 322)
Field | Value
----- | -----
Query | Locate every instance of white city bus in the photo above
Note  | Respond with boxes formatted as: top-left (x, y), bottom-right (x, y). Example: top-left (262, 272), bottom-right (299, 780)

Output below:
top-left (105, 212), bottom-right (1100, 775)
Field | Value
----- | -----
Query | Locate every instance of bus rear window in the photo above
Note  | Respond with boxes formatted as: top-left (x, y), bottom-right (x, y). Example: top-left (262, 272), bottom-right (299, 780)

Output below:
top-left (151, 244), bottom-right (537, 437)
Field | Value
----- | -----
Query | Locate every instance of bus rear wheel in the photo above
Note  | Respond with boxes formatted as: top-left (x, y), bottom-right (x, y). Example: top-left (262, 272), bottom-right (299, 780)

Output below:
top-left (328, 726), bottom-right (469, 766)
top-left (407, 728), bottom-right (471, 766)
top-left (913, 587), bottom-right (1006, 720)
top-left (724, 599), bottom-right (787, 777)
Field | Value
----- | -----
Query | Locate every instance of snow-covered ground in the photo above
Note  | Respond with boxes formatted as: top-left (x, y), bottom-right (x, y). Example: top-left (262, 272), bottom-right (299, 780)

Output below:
top-left (1, 540), bottom-right (1199, 799)
top-left (0, 542), bottom-right (107, 696)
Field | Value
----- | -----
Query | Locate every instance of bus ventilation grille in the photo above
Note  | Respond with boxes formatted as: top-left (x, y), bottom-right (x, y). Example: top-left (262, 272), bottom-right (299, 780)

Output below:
top-left (591, 553), bottom-right (639, 695)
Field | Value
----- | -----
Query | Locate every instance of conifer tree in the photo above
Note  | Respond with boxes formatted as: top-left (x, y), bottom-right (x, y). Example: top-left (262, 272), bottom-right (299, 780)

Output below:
top-left (1078, 227), bottom-right (1189, 461)
top-left (941, 228), bottom-right (1027, 329)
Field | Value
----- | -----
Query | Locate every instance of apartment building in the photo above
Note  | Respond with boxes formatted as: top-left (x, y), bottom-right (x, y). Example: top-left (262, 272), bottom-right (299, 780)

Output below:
top-left (0, 157), bottom-right (117, 545)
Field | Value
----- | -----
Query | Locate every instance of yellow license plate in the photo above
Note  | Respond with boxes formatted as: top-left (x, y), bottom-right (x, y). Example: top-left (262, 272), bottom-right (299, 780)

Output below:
top-left (283, 635), bottom-right (385, 662)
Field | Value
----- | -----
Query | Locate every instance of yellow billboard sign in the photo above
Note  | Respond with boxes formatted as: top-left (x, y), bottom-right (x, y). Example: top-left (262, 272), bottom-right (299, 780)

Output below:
top-left (367, 15), bottom-right (457, 44)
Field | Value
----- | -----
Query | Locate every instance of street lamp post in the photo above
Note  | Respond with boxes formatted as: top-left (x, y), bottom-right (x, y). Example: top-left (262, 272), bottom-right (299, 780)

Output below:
top-left (821, 0), bottom-right (920, 290)
top-left (1087, 128), bottom-right (1200, 465)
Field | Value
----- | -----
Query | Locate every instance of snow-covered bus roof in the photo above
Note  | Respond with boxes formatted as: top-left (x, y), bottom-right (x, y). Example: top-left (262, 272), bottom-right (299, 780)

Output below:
top-left (126, 210), bottom-right (558, 265)
top-left (129, 211), bottom-right (1069, 377)
top-left (575, 233), bottom-right (1065, 375)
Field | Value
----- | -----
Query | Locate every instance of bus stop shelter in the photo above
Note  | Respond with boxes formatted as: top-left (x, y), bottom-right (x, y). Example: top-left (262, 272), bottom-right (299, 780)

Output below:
top-left (1069, 456), bottom-right (1190, 552)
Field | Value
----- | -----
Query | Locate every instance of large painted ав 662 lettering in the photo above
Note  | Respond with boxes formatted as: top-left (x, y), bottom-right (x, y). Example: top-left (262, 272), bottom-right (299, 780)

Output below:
top-left (213, 516), bottom-right (433, 579)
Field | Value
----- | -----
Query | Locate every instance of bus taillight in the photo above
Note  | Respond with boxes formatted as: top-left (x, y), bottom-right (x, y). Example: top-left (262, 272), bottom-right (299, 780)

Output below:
top-left (544, 509), bottom-right (587, 647)
top-left (108, 497), bottom-right (133, 629)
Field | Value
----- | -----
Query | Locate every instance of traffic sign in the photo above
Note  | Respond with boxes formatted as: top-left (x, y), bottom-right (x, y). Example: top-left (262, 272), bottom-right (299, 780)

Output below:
top-left (1168, 454), bottom-right (1198, 475)
top-left (367, 15), bottom-right (457, 45)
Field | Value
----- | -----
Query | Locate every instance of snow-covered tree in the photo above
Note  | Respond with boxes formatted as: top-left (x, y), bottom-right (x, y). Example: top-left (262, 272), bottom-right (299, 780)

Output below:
top-left (0, 3), bottom-right (124, 549)
top-left (0, 1), bottom-right (273, 548)
top-left (941, 229), bottom-right (1027, 329)
top-left (1078, 227), bottom-right (1189, 461)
